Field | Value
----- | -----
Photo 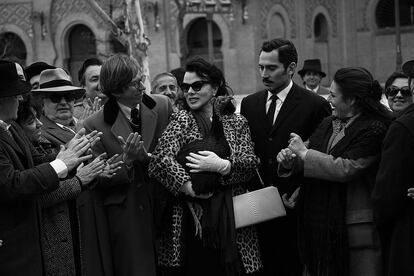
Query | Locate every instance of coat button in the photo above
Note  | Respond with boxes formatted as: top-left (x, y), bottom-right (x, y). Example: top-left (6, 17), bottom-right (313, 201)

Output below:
top-left (139, 205), bottom-right (144, 211)
top-left (0, 239), bottom-right (3, 247)
top-left (268, 159), bottom-right (273, 165)
top-left (268, 137), bottom-right (273, 142)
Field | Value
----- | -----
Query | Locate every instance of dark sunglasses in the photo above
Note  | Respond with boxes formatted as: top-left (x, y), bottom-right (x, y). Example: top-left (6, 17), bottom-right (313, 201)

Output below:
top-left (48, 94), bottom-right (76, 103)
top-left (385, 86), bottom-right (412, 98)
top-left (180, 81), bottom-right (209, 93)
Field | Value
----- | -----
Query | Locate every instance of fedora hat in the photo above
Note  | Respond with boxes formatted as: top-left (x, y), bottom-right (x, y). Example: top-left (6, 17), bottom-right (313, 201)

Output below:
top-left (0, 60), bottom-right (31, 98)
top-left (32, 68), bottom-right (85, 99)
top-left (24, 61), bottom-right (55, 81)
top-left (298, 59), bottom-right (326, 78)
top-left (402, 60), bottom-right (414, 78)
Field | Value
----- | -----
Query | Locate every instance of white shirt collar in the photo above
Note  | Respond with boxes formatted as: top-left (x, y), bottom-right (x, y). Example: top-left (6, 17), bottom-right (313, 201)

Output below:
top-left (0, 120), bottom-right (11, 131)
top-left (267, 80), bottom-right (293, 103)
top-left (118, 102), bottom-right (140, 121)
top-left (306, 85), bottom-right (319, 93)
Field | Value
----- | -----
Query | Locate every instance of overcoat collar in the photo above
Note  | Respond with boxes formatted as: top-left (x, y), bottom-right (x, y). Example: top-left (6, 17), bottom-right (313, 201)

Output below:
top-left (104, 93), bottom-right (158, 150)
top-left (0, 122), bottom-right (33, 167)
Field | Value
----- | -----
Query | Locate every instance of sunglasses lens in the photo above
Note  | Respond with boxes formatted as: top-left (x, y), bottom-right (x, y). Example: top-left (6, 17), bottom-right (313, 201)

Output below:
top-left (386, 87), bottom-right (411, 97)
top-left (180, 83), bottom-right (190, 93)
top-left (49, 94), bottom-right (75, 103)
top-left (192, 81), bottom-right (205, 92)
top-left (400, 88), bottom-right (412, 97)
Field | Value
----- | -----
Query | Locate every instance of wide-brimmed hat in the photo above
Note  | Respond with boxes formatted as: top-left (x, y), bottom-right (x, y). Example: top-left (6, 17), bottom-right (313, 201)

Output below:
top-left (298, 59), bottom-right (326, 78)
top-left (32, 68), bottom-right (85, 99)
top-left (0, 61), bottom-right (31, 98)
top-left (402, 60), bottom-right (414, 78)
top-left (25, 61), bottom-right (55, 81)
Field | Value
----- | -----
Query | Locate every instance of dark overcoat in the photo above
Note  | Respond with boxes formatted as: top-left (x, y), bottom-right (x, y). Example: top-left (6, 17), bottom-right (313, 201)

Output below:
top-left (0, 122), bottom-right (59, 276)
top-left (373, 104), bottom-right (414, 276)
top-left (240, 83), bottom-right (331, 275)
top-left (83, 94), bottom-right (172, 276)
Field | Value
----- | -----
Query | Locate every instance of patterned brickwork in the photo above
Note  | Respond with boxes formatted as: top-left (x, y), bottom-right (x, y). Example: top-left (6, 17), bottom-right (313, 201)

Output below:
top-left (260, 0), bottom-right (296, 39)
top-left (0, 2), bottom-right (33, 35)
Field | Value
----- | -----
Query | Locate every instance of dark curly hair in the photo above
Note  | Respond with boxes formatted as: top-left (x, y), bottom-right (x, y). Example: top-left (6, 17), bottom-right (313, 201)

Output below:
top-left (384, 71), bottom-right (408, 90)
top-left (177, 57), bottom-right (234, 113)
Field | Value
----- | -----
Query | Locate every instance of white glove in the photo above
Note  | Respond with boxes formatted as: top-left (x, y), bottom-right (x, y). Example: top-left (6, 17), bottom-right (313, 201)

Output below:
top-left (185, 151), bottom-right (231, 175)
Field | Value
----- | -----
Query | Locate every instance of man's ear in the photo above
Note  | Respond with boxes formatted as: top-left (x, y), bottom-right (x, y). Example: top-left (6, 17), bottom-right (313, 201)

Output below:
top-left (287, 62), bottom-right (297, 76)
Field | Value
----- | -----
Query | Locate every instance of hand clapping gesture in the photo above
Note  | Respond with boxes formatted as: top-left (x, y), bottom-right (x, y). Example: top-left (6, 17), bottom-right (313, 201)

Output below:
top-left (118, 133), bottom-right (151, 166)
top-left (100, 154), bottom-right (124, 178)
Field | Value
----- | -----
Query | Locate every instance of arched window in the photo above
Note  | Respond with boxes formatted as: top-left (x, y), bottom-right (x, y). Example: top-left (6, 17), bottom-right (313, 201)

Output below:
top-left (186, 18), bottom-right (223, 71)
top-left (268, 13), bottom-right (286, 39)
top-left (67, 25), bottom-right (96, 85)
top-left (314, 14), bottom-right (328, 42)
top-left (376, 0), bottom-right (414, 28)
top-left (0, 32), bottom-right (27, 65)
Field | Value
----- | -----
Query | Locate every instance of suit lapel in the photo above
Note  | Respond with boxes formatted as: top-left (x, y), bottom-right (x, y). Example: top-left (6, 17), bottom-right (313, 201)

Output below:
top-left (41, 115), bottom-right (75, 144)
top-left (270, 84), bottom-right (300, 134)
top-left (111, 111), bottom-right (132, 148)
top-left (141, 103), bottom-right (157, 151)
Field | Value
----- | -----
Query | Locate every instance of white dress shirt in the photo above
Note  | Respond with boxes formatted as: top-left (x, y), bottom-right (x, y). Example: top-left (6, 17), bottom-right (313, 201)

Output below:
top-left (266, 80), bottom-right (293, 125)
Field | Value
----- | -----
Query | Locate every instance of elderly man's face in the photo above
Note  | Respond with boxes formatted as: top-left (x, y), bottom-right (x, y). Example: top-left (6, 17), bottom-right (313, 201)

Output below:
top-left (153, 75), bottom-right (178, 100)
top-left (303, 71), bottom-right (322, 90)
top-left (83, 65), bottom-right (105, 99)
top-left (42, 93), bottom-right (76, 123)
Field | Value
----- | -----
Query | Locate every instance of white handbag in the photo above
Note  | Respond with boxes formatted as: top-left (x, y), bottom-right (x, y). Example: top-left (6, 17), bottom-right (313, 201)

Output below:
top-left (233, 170), bottom-right (286, 229)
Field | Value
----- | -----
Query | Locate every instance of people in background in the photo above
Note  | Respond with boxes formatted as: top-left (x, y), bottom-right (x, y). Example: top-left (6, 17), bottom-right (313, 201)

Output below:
top-left (373, 59), bottom-right (414, 276)
top-left (298, 59), bottom-right (330, 97)
top-left (384, 71), bottom-right (412, 117)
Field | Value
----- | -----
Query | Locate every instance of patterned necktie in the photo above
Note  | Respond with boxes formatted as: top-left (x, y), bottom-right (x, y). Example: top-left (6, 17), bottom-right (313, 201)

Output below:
top-left (267, 94), bottom-right (278, 127)
top-left (130, 107), bottom-right (141, 133)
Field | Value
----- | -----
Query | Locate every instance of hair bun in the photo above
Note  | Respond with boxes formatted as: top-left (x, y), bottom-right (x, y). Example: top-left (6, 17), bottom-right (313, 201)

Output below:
top-left (371, 80), bottom-right (383, 101)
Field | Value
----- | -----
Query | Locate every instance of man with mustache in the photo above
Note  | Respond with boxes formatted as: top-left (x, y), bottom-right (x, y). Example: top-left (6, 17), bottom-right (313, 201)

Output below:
top-left (240, 38), bottom-right (331, 276)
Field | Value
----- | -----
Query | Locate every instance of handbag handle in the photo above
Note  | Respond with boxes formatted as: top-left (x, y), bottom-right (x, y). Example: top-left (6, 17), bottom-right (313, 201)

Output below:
top-left (255, 168), bottom-right (265, 188)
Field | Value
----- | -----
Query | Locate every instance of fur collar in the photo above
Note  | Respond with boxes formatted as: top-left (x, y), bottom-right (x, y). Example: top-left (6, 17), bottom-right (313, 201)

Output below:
top-left (103, 93), bottom-right (156, 126)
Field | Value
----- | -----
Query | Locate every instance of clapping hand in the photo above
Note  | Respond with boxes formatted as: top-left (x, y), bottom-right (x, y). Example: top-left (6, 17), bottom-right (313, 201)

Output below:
top-left (276, 148), bottom-right (296, 169)
top-left (100, 154), bottom-right (124, 178)
top-left (76, 153), bottom-right (107, 185)
top-left (118, 133), bottom-right (150, 165)
top-left (76, 97), bottom-right (103, 130)
top-left (57, 129), bottom-right (94, 172)
top-left (288, 133), bottom-right (308, 161)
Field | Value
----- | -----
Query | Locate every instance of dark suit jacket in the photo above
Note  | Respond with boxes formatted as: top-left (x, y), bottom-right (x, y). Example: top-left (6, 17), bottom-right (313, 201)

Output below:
top-left (40, 115), bottom-right (75, 148)
top-left (373, 104), bottom-right (414, 276)
top-left (240, 83), bottom-right (331, 276)
top-left (0, 122), bottom-right (59, 276)
top-left (241, 83), bottom-right (331, 195)
top-left (83, 93), bottom-right (172, 276)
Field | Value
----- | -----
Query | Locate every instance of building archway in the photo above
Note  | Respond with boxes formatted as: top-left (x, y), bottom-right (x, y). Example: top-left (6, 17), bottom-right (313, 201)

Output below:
top-left (67, 24), bottom-right (96, 85)
top-left (0, 32), bottom-right (27, 66)
top-left (185, 18), bottom-right (223, 72)
top-left (312, 11), bottom-right (331, 84)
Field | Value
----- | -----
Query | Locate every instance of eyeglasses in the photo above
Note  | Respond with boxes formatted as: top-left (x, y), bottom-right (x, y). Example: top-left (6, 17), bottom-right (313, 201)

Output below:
top-left (129, 75), bottom-right (146, 89)
top-left (180, 81), bottom-right (209, 93)
top-left (385, 86), bottom-right (412, 98)
top-left (48, 94), bottom-right (76, 103)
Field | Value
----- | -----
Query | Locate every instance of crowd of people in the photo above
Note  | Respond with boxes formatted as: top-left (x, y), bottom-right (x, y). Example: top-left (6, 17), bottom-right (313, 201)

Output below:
top-left (0, 37), bottom-right (413, 276)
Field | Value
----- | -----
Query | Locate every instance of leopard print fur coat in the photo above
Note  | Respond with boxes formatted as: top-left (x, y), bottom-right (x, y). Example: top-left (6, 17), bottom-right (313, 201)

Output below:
top-left (149, 110), bottom-right (263, 273)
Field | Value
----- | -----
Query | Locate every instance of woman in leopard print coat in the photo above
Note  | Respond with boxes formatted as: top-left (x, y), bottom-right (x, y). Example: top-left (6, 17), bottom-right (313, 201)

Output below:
top-left (149, 58), bottom-right (262, 275)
